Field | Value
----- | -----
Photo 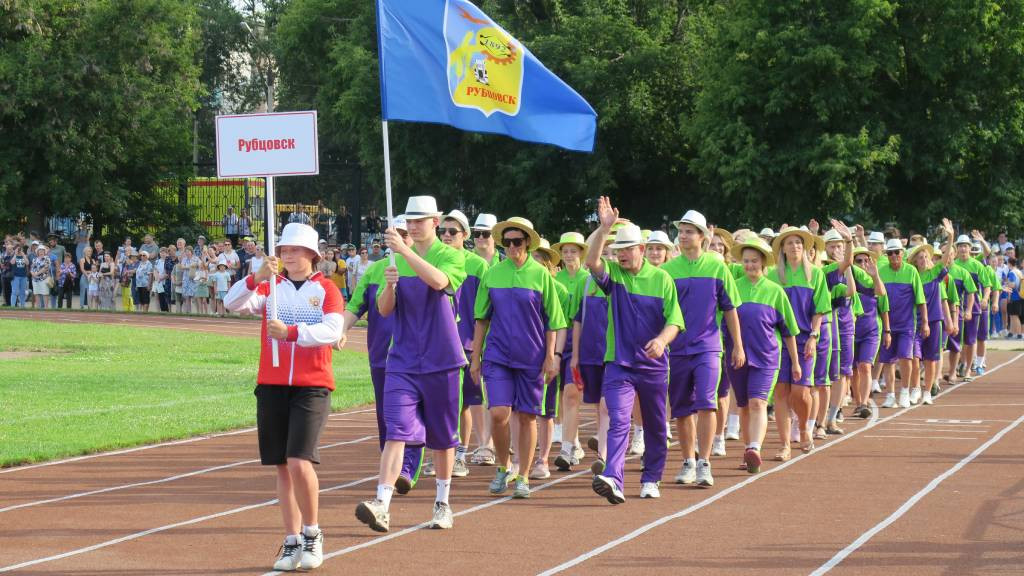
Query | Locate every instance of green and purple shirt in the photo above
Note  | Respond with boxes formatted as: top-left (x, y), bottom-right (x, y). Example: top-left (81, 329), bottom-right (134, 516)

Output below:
top-left (732, 274), bottom-right (799, 370)
top-left (661, 251), bottom-right (740, 356)
top-left (877, 261), bottom-right (926, 333)
top-left (345, 258), bottom-right (391, 369)
top-left (766, 262), bottom-right (832, 336)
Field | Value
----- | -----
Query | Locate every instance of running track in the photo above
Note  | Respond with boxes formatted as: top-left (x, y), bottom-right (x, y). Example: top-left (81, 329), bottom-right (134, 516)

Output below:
top-left (1, 312), bottom-right (1022, 574)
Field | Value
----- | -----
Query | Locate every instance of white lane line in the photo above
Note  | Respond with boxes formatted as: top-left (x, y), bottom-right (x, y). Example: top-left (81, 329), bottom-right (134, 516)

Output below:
top-left (864, 435), bottom-right (977, 440)
top-left (534, 353), bottom-right (1023, 576)
top-left (810, 412), bottom-right (1024, 575)
top-left (0, 408), bottom-right (375, 475)
top-left (879, 421), bottom-right (990, 428)
top-left (0, 436), bottom-right (375, 514)
top-left (879, 427), bottom-right (988, 433)
top-left (0, 475), bottom-right (378, 574)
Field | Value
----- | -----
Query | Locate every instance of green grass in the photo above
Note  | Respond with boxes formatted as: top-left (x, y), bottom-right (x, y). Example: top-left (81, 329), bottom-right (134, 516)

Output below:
top-left (0, 319), bottom-right (373, 467)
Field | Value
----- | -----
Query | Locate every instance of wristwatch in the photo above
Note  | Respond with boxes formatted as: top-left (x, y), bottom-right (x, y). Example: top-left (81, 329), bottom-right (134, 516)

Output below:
top-left (808, 331), bottom-right (820, 339)
top-left (554, 351), bottom-right (563, 358)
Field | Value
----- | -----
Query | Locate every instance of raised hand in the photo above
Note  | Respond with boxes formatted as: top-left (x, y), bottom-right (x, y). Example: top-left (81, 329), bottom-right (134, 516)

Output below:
top-left (942, 218), bottom-right (955, 240)
top-left (808, 219), bottom-right (820, 234)
top-left (830, 219), bottom-right (853, 242)
top-left (596, 196), bottom-right (619, 231)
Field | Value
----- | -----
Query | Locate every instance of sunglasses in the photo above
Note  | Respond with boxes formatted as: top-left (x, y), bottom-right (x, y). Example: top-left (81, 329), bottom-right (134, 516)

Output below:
top-left (886, 251), bottom-right (902, 256)
top-left (501, 237), bottom-right (527, 248)
top-left (472, 231), bottom-right (491, 239)
top-left (437, 227), bottom-right (462, 237)
top-left (854, 258), bottom-right (870, 264)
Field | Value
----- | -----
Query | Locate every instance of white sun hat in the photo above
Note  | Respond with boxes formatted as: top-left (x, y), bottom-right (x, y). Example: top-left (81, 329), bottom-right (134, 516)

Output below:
top-left (646, 230), bottom-right (675, 249)
top-left (672, 210), bottom-right (710, 236)
top-left (444, 209), bottom-right (471, 234)
top-left (822, 229), bottom-right (844, 243)
top-left (609, 224), bottom-right (645, 249)
top-left (884, 239), bottom-right (905, 253)
top-left (403, 196), bottom-right (442, 220)
top-left (758, 227), bottom-right (777, 239)
top-left (472, 213), bottom-right (498, 231)
top-left (954, 234), bottom-right (972, 246)
top-left (867, 231), bottom-right (886, 245)
top-left (276, 222), bottom-right (321, 263)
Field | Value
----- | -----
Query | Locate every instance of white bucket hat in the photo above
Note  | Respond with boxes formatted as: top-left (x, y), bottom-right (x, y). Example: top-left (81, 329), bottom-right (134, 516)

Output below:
top-left (884, 239), bottom-right (904, 253)
top-left (472, 213), bottom-right (498, 231)
top-left (444, 209), bottom-right (471, 234)
top-left (276, 223), bottom-right (321, 263)
top-left (645, 230), bottom-right (674, 249)
top-left (672, 210), bottom-right (710, 236)
top-left (955, 234), bottom-right (972, 246)
top-left (867, 231), bottom-right (886, 245)
top-left (609, 224), bottom-right (645, 249)
top-left (403, 196), bottom-right (442, 220)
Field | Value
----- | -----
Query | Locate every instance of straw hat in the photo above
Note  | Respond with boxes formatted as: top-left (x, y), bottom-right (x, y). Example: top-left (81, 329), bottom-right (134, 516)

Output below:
top-left (730, 237), bottom-right (775, 267)
top-left (852, 247), bottom-right (876, 261)
top-left (534, 238), bottom-right (561, 267)
top-left (403, 196), bottom-right (443, 220)
top-left (907, 242), bottom-right (940, 264)
top-left (492, 217), bottom-right (541, 251)
top-left (472, 213), bottom-right (498, 231)
top-left (711, 227), bottom-right (734, 249)
top-left (771, 226), bottom-right (817, 256)
top-left (672, 210), bottom-right (710, 236)
top-left (609, 224), bottom-right (645, 249)
top-left (645, 230), bottom-right (674, 249)
top-left (800, 226), bottom-right (826, 252)
top-left (552, 232), bottom-right (588, 259)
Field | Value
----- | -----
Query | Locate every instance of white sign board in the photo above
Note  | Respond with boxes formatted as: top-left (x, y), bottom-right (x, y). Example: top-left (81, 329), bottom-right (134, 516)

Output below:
top-left (215, 111), bottom-right (319, 177)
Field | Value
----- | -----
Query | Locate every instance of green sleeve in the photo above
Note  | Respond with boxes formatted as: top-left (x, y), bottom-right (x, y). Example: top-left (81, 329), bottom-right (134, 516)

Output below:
top-left (912, 269), bottom-right (926, 306)
top-left (662, 274), bottom-right (686, 330)
top-left (963, 272), bottom-right (978, 294)
top-left (945, 278), bottom-right (960, 306)
top-left (812, 268), bottom-right (833, 314)
top-left (851, 290), bottom-right (865, 316)
top-left (345, 265), bottom-right (373, 317)
top-left (778, 290), bottom-right (800, 337)
top-left (439, 246), bottom-right (467, 294)
top-left (851, 265), bottom-right (874, 288)
top-left (722, 268), bottom-right (742, 310)
top-left (876, 294), bottom-right (890, 313)
top-left (542, 274), bottom-right (567, 331)
top-left (474, 269), bottom-right (492, 320)
top-left (830, 283), bottom-right (848, 300)
top-left (729, 262), bottom-right (744, 280)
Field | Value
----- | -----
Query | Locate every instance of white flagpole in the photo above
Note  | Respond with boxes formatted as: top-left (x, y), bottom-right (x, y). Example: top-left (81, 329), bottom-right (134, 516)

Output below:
top-left (382, 120), bottom-right (396, 266)
top-left (266, 175), bottom-right (279, 367)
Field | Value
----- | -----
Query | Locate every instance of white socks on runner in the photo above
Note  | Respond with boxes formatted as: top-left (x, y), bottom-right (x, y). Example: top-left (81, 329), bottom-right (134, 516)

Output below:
top-left (436, 478), bottom-right (451, 504)
top-left (747, 441), bottom-right (761, 451)
top-left (376, 484), bottom-right (394, 509)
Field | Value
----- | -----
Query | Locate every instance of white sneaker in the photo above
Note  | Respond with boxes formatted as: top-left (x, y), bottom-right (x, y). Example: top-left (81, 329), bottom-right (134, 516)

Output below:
top-left (592, 474), bottom-right (625, 504)
top-left (711, 436), bottom-right (727, 457)
top-left (898, 388), bottom-right (911, 408)
top-left (452, 458), bottom-right (470, 478)
top-left (881, 393), bottom-right (896, 408)
top-left (299, 529), bottom-right (323, 570)
top-left (628, 433), bottom-right (645, 456)
top-left (922, 390), bottom-right (934, 405)
top-left (640, 482), bottom-right (661, 499)
top-left (909, 387), bottom-right (922, 405)
top-left (429, 501), bottom-right (454, 529)
top-left (529, 459), bottom-right (550, 480)
top-left (695, 460), bottom-right (714, 487)
top-left (724, 427), bottom-right (740, 441)
top-left (675, 460), bottom-right (696, 484)
top-left (872, 380), bottom-right (882, 393)
top-left (355, 499), bottom-right (390, 533)
top-left (573, 443), bottom-right (585, 461)
top-left (553, 424), bottom-right (563, 444)
top-left (422, 460), bottom-right (436, 477)
top-left (273, 537), bottom-right (303, 571)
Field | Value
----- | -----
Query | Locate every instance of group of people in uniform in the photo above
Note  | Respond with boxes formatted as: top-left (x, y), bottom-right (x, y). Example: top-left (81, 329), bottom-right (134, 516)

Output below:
top-left (227, 194), bottom-right (1004, 571)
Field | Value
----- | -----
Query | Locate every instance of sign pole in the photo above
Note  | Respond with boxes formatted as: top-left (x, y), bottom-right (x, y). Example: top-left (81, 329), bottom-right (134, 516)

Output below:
top-left (266, 174), bottom-right (279, 367)
top-left (382, 120), bottom-right (395, 266)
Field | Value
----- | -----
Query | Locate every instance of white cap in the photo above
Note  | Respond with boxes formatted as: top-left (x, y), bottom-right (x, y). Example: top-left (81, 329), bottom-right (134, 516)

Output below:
top-left (609, 224), bottom-right (645, 249)
top-left (672, 210), bottom-right (710, 236)
top-left (403, 196), bottom-right (442, 220)
top-left (393, 215), bottom-right (408, 231)
top-left (867, 231), bottom-right (886, 244)
top-left (955, 234), bottom-right (972, 246)
top-left (444, 209), bottom-right (471, 234)
top-left (884, 239), bottom-right (904, 252)
top-left (276, 223), bottom-right (321, 263)
top-left (472, 213), bottom-right (498, 230)
top-left (646, 230), bottom-right (674, 248)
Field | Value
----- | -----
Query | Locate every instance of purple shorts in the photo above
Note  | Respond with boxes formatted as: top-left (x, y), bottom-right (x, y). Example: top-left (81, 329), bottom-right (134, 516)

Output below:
top-left (559, 356), bottom-right (575, 391)
top-left (814, 326), bottom-right (833, 387)
top-left (978, 310), bottom-right (989, 342)
top-left (854, 331), bottom-right (880, 365)
top-left (946, 315), bottom-right (963, 353)
top-left (383, 369), bottom-right (461, 450)
top-left (372, 367), bottom-right (425, 480)
top-left (915, 321), bottom-right (944, 362)
top-left (461, 362), bottom-right (483, 407)
top-left (579, 364), bottom-right (605, 404)
top-left (482, 361), bottom-right (548, 416)
top-left (718, 355), bottom-right (732, 399)
top-left (838, 332), bottom-right (855, 376)
top-left (879, 330), bottom-right (914, 363)
top-left (779, 335), bottom-right (815, 387)
top-left (726, 364), bottom-right (777, 408)
top-left (669, 352), bottom-right (722, 418)
top-left (962, 313), bottom-right (980, 346)
top-left (543, 369), bottom-right (561, 419)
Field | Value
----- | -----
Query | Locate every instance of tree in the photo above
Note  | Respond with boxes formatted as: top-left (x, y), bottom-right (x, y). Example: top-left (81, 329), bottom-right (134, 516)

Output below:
top-left (0, 0), bottom-right (201, 239)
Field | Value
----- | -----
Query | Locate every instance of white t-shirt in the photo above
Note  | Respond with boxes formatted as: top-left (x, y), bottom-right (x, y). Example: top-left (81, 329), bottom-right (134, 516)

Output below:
top-left (218, 251), bottom-right (240, 271)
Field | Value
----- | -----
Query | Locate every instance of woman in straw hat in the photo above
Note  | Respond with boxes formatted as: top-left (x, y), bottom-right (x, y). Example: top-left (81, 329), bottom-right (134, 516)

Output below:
top-left (470, 217), bottom-right (566, 499)
top-left (768, 226), bottom-right (832, 457)
top-left (586, 197), bottom-right (683, 503)
top-left (850, 247), bottom-right (890, 418)
top-left (552, 231), bottom-right (590, 471)
top-left (706, 226), bottom-right (744, 450)
top-left (530, 237), bottom-right (569, 480)
top-left (727, 238), bottom-right (800, 472)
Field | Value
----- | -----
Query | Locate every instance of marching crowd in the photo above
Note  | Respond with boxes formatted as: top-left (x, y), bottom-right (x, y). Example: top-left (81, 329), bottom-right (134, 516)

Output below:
top-left (215, 194), bottom-right (1023, 571)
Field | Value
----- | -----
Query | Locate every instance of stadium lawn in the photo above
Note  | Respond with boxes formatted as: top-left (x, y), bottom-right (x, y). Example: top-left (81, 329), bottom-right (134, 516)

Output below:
top-left (0, 319), bottom-right (372, 467)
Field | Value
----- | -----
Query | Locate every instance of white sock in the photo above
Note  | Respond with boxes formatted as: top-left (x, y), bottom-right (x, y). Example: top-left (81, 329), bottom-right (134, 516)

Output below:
top-left (727, 413), bottom-right (740, 430)
top-left (685, 457), bottom-right (696, 467)
top-left (436, 478), bottom-right (452, 504)
top-left (697, 457), bottom-right (709, 467)
top-left (808, 419), bottom-right (816, 430)
top-left (832, 406), bottom-right (842, 420)
top-left (455, 445), bottom-right (466, 462)
top-left (376, 483), bottom-right (394, 509)
top-left (285, 534), bottom-right (301, 545)
top-left (634, 425), bottom-right (644, 436)
top-left (714, 433), bottom-right (724, 442)
top-left (978, 356), bottom-right (985, 366)
top-left (747, 442), bottom-right (761, 451)
top-left (302, 524), bottom-right (319, 537)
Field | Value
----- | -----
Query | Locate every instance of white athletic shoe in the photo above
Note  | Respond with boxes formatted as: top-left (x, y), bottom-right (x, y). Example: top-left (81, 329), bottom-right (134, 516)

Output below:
top-left (675, 460), bottom-right (697, 484)
top-left (843, 394), bottom-right (853, 407)
top-left (628, 433), bottom-right (645, 456)
top-left (573, 443), bottom-right (586, 461)
top-left (299, 529), bottom-right (323, 570)
top-left (553, 424), bottom-right (563, 444)
top-left (881, 392), bottom-right (897, 408)
top-left (872, 380), bottom-right (882, 394)
top-left (273, 537), bottom-right (303, 571)
top-left (452, 458), bottom-right (470, 478)
top-left (529, 459), bottom-right (551, 480)
top-left (592, 474), bottom-right (625, 504)
top-left (429, 501), bottom-right (454, 529)
top-left (421, 460), bottom-right (436, 477)
top-left (724, 427), bottom-right (740, 441)
top-left (922, 390), bottom-right (934, 405)
top-left (695, 460), bottom-right (714, 487)
top-left (355, 499), bottom-right (390, 533)
top-left (910, 386), bottom-right (922, 405)
top-left (898, 388), bottom-right (911, 409)
top-left (640, 482), bottom-right (661, 499)
top-left (711, 436), bottom-right (727, 457)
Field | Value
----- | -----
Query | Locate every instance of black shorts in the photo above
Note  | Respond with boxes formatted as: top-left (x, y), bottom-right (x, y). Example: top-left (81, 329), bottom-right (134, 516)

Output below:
top-left (1009, 299), bottom-right (1024, 320)
top-left (255, 385), bottom-right (332, 465)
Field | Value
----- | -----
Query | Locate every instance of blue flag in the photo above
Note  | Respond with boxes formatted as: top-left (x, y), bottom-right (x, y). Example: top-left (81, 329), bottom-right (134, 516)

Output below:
top-left (377, 0), bottom-right (597, 152)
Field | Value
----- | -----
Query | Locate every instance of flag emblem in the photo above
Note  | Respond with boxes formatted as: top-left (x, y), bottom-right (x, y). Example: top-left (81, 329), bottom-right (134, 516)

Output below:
top-left (445, 1), bottom-right (524, 117)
